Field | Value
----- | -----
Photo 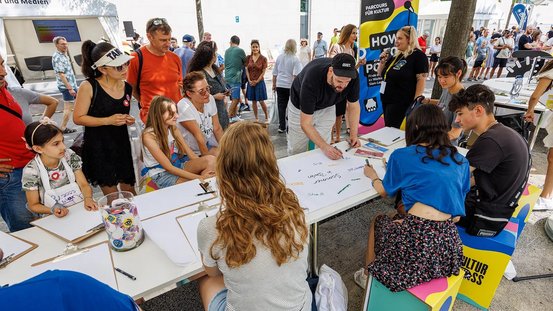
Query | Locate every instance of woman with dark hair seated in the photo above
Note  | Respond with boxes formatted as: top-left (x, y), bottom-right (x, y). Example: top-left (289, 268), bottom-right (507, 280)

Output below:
top-left (354, 104), bottom-right (470, 291)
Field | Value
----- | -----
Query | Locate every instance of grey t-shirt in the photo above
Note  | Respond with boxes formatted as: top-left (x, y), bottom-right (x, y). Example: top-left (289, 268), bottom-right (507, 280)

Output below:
top-left (438, 89), bottom-right (462, 130)
top-left (9, 87), bottom-right (41, 125)
top-left (197, 215), bottom-right (311, 311)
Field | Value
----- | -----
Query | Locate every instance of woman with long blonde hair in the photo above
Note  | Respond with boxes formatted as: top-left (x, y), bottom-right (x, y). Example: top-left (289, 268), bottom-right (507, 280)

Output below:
top-left (141, 96), bottom-right (215, 189)
top-left (377, 25), bottom-right (428, 128)
top-left (197, 122), bottom-right (311, 311)
top-left (272, 39), bottom-right (302, 133)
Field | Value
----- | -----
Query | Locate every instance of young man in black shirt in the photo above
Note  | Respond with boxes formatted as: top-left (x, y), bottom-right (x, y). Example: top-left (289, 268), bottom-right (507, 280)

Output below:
top-left (288, 53), bottom-right (360, 159)
top-left (449, 84), bottom-right (530, 237)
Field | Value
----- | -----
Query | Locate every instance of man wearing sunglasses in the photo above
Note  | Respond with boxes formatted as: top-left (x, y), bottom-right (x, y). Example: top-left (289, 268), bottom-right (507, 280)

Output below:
top-left (127, 17), bottom-right (183, 124)
top-left (449, 84), bottom-right (530, 237)
top-left (287, 53), bottom-right (361, 160)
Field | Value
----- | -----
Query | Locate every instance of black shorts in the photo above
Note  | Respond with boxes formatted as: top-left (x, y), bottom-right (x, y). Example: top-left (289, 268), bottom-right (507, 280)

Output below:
top-left (493, 58), bottom-right (508, 68)
top-left (473, 59), bottom-right (485, 68)
top-left (430, 54), bottom-right (439, 62)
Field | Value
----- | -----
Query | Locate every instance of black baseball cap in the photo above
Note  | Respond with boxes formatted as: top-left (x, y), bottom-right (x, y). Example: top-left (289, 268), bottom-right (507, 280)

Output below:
top-left (331, 53), bottom-right (357, 79)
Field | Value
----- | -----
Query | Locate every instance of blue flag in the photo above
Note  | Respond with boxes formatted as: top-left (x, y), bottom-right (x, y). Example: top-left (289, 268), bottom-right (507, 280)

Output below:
top-left (513, 3), bottom-right (528, 30)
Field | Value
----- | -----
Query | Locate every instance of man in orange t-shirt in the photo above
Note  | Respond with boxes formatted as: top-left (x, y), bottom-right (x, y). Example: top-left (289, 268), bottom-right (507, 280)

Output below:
top-left (127, 18), bottom-right (183, 123)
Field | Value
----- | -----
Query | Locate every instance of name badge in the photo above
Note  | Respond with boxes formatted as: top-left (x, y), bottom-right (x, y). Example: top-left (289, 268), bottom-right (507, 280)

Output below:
top-left (380, 81), bottom-right (386, 94)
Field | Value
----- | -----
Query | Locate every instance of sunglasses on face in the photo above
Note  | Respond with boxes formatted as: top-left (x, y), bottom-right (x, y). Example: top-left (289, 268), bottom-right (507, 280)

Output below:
top-left (152, 18), bottom-right (167, 26)
top-left (106, 61), bottom-right (130, 72)
top-left (191, 85), bottom-right (211, 96)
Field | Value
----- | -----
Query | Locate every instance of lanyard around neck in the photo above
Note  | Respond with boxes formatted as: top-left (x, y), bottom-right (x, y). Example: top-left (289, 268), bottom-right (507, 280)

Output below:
top-left (384, 54), bottom-right (402, 80)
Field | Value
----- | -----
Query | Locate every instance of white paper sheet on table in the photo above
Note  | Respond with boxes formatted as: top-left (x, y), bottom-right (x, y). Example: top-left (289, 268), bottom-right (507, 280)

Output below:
top-left (0, 231), bottom-right (36, 261)
top-left (134, 179), bottom-right (215, 220)
top-left (363, 127), bottom-right (405, 146)
top-left (142, 204), bottom-right (201, 266)
top-left (176, 207), bottom-right (219, 262)
top-left (279, 150), bottom-right (373, 213)
top-left (31, 203), bottom-right (102, 242)
top-left (30, 242), bottom-right (118, 290)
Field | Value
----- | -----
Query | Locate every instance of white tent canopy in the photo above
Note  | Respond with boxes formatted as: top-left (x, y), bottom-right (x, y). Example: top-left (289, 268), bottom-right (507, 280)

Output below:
top-left (0, 0), bottom-right (120, 86)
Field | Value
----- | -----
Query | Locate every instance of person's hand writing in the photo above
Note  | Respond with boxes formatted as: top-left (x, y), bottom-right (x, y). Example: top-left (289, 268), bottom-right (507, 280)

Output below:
top-left (53, 207), bottom-right (69, 218)
top-left (0, 158), bottom-right (14, 178)
top-left (108, 114), bottom-right (128, 126)
top-left (322, 145), bottom-right (343, 160)
top-left (364, 164), bottom-right (379, 180)
top-left (348, 136), bottom-right (361, 149)
top-left (84, 198), bottom-right (98, 211)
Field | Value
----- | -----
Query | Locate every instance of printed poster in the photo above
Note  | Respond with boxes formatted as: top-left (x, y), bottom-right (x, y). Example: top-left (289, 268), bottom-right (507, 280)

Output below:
top-left (358, 0), bottom-right (419, 132)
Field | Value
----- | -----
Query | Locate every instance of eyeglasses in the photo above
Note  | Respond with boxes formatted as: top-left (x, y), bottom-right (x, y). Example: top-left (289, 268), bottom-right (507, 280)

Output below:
top-left (106, 61), bottom-right (130, 72)
top-left (190, 85), bottom-right (211, 96)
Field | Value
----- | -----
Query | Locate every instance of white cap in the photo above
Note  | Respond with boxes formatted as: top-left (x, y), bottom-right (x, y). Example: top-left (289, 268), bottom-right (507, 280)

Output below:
top-left (91, 48), bottom-right (133, 70)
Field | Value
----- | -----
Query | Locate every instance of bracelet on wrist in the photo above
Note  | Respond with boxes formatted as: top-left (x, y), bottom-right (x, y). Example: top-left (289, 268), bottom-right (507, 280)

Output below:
top-left (371, 178), bottom-right (382, 187)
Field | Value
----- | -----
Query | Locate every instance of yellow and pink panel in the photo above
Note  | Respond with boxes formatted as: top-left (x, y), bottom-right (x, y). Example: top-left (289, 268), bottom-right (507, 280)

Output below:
top-left (456, 219), bottom-right (519, 310)
top-left (363, 272), bottom-right (463, 311)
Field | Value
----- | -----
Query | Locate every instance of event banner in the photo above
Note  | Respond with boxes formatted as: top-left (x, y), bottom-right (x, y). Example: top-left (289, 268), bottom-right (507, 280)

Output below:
top-left (358, 0), bottom-right (419, 130)
top-left (512, 3), bottom-right (528, 30)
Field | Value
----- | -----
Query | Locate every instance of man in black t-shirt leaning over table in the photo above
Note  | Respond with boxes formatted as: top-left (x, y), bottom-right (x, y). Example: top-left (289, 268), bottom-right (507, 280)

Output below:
top-left (287, 53), bottom-right (361, 159)
top-left (449, 84), bottom-right (530, 237)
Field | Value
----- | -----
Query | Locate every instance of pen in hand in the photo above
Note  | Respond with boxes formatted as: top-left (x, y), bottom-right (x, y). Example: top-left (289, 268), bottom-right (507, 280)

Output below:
top-left (334, 146), bottom-right (344, 159)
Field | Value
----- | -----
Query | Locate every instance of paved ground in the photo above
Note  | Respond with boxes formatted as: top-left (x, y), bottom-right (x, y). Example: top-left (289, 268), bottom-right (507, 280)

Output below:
top-left (5, 77), bottom-right (553, 311)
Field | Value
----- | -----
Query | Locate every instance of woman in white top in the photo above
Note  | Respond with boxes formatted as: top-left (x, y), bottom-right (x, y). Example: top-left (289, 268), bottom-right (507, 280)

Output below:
top-left (272, 39), bottom-right (302, 133)
top-left (428, 37), bottom-right (442, 79)
top-left (197, 122), bottom-right (311, 311)
top-left (298, 38), bottom-right (311, 67)
top-left (141, 96), bottom-right (215, 189)
top-left (177, 72), bottom-right (223, 157)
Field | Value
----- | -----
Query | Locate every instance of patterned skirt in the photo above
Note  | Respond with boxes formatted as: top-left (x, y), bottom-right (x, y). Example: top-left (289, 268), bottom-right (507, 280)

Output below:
top-left (367, 213), bottom-right (463, 292)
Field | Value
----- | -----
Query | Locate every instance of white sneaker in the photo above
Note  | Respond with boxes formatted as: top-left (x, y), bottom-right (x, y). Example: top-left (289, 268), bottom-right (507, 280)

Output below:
top-left (229, 116), bottom-right (242, 123)
top-left (534, 197), bottom-right (553, 211)
top-left (354, 267), bottom-right (368, 289)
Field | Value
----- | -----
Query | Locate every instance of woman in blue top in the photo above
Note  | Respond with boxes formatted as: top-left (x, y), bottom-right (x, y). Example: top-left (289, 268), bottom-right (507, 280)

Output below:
top-left (354, 104), bottom-right (470, 292)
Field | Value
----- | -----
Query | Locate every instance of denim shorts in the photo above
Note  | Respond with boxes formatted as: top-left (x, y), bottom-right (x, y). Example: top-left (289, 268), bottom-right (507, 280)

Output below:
top-left (60, 88), bottom-right (77, 101)
top-left (208, 288), bottom-right (227, 311)
top-left (151, 171), bottom-right (179, 189)
top-left (150, 155), bottom-right (189, 189)
top-left (228, 83), bottom-right (241, 100)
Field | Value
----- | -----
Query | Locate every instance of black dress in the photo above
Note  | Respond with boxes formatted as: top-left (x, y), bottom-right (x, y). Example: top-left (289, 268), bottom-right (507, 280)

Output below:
top-left (82, 79), bottom-right (135, 187)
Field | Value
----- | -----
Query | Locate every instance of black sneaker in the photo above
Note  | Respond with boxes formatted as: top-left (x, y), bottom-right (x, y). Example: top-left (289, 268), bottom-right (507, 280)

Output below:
top-left (62, 128), bottom-right (77, 134)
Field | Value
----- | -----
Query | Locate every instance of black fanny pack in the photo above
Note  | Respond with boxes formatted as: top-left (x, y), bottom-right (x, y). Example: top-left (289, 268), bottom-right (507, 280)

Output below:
top-left (464, 189), bottom-right (516, 237)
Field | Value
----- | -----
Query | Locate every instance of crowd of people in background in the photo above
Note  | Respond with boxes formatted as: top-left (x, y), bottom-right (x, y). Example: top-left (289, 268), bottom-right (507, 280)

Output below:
top-left (1, 16), bottom-right (551, 310)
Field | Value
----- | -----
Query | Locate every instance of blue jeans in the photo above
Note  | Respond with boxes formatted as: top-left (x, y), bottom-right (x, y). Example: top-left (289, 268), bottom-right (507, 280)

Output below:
top-left (0, 168), bottom-right (34, 232)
